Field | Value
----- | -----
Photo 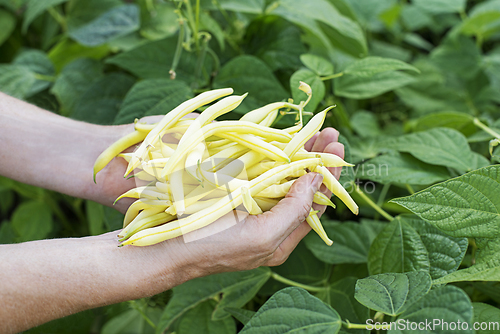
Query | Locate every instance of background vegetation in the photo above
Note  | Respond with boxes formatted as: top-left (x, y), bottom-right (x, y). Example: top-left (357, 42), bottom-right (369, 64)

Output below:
top-left (1, 0), bottom-right (500, 333)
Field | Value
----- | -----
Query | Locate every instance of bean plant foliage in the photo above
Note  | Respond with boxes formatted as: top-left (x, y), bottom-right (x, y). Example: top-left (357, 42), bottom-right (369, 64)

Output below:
top-left (2, 0), bottom-right (500, 333)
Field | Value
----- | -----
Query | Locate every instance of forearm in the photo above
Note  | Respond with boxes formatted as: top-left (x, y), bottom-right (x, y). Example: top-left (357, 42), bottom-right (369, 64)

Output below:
top-left (0, 232), bottom-right (194, 334)
top-left (0, 92), bottom-right (134, 208)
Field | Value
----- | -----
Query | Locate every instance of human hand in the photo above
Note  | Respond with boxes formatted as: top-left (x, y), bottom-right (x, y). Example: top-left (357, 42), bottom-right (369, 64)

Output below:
top-left (131, 128), bottom-right (345, 293)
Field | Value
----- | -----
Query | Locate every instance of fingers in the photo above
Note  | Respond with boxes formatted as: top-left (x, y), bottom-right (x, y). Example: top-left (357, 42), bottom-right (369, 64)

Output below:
top-left (324, 141), bottom-right (344, 180)
top-left (304, 132), bottom-right (319, 152)
top-left (256, 172), bottom-right (323, 244)
top-left (265, 221), bottom-right (312, 266)
top-left (311, 128), bottom-right (339, 153)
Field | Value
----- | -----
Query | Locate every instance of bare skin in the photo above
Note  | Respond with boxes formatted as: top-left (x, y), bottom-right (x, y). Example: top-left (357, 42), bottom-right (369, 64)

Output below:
top-left (0, 92), bottom-right (344, 333)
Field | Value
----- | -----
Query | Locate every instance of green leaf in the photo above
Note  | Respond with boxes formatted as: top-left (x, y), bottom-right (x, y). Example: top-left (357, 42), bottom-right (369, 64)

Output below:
top-left (14, 49), bottom-right (55, 97)
top-left (48, 38), bottom-right (110, 72)
top-left (69, 4), bottom-right (140, 47)
top-left (269, 0), bottom-right (367, 57)
top-left (11, 201), bottom-right (53, 242)
top-left (300, 54), bottom-right (334, 76)
top-left (66, 0), bottom-right (122, 31)
top-left (390, 285), bottom-right (473, 334)
top-left (472, 303), bottom-right (500, 334)
top-left (350, 111), bottom-right (381, 138)
top-left (304, 220), bottom-right (386, 265)
top-left (290, 69), bottom-right (325, 112)
top-left (460, 11), bottom-right (500, 40)
top-left (199, 11), bottom-right (225, 51)
top-left (391, 165), bottom-right (500, 239)
top-left (430, 35), bottom-right (481, 79)
top-left (325, 277), bottom-right (370, 326)
top-left (410, 111), bottom-right (475, 135)
top-left (51, 58), bottom-right (104, 113)
top-left (140, 2), bottom-right (179, 41)
top-left (106, 36), bottom-right (212, 84)
top-left (0, 9), bottom-right (16, 46)
top-left (244, 16), bottom-right (306, 71)
top-left (368, 216), bottom-right (430, 275)
top-left (402, 215), bottom-right (468, 280)
top-left (355, 271), bottom-right (431, 316)
top-left (213, 55), bottom-right (289, 114)
top-left (360, 152), bottom-right (450, 186)
top-left (240, 287), bottom-right (342, 334)
top-left (0, 64), bottom-right (36, 99)
top-left (115, 79), bottom-right (193, 125)
top-left (224, 307), bottom-right (255, 326)
top-left (381, 127), bottom-right (476, 173)
top-left (71, 73), bottom-right (135, 125)
top-left (343, 57), bottom-right (419, 77)
top-left (0, 220), bottom-right (16, 244)
top-left (434, 258), bottom-right (500, 284)
top-left (22, 0), bottom-right (69, 33)
top-left (335, 71), bottom-right (416, 99)
top-left (413, 0), bottom-right (466, 14)
top-left (86, 200), bottom-right (105, 236)
top-left (156, 267), bottom-right (271, 334)
top-left (178, 300), bottom-right (236, 334)
top-left (475, 238), bottom-right (500, 264)
top-left (202, 0), bottom-right (265, 14)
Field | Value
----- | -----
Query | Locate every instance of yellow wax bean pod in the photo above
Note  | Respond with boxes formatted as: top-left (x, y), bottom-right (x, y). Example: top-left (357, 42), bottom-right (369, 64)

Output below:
top-left (283, 123), bottom-right (302, 135)
top-left (314, 165), bottom-right (358, 215)
top-left (121, 158), bottom-right (321, 246)
top-left (165, 184), bottom-right (219, 215)
top-left (132, 171), bottom-right (157, 182)
top-left (122, 199), bottom-right (171, 227)
top-left (143, 157), bottom-right (170, 168)
top-left (118, 206), bottom-right (167, 238)
top-left (161, 122), bottom-right (291, 177)
top-left (134, 121), bottom-right (157, 132)
top-left (154, 182), bottom-right (197, 195)
top-left (115, 186), bottom-right (170, 203)
top-left (160, 140), bottom-right (176, 157)
top-left (119, 212), bottom-right (176, 240)
top-left (93, 130), bottom-right (147, 182)
top-left (256, 180), bottom-right (294, 198)
top-left (253, 197), bottom-right (280, 211)
top-left (306, 209), bottom-right (333, 246)
top-left (313, 192), bottom-right (336, 209)
top-left (203, 144), bottom-right (249, 171)
top-left (240, 102), bottom-right (287, 123)
top-left (206, 138), bottom-right (232, 150)
top-left (217, 133), bottom-right (290, 163)
top-left (179, 93), bottom-right (248, 147)
top-left (184, 198), bottom-right (221, 215)
top-left (241, 186), bottom-right (263, 215)
top-left (291, 151), bottom-right (353, 168)
top-left (125, 88), bottom-right (233, 177)
top-left (117, 152), bottom-right (134, 163)
top-left (282, 107), bottom-right (330, 159)
top-left (185, 142), bottom-right (207, 181)
top-left (246, 161), bottom-right (273, 180)
top-left (258, 109), bottom-right (279, 127)
top-left (140, 163), bottom-right (164, 179)
top-left (170, 169), bottom-right (185, 216)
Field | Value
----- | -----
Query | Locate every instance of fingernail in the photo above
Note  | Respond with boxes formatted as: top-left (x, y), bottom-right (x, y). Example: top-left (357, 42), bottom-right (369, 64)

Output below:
top-left (311, 173), bottom-right (323, 192)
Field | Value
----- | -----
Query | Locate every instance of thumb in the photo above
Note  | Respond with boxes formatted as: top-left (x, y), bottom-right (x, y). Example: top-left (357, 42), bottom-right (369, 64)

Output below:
top-left (265, 172), bottom-right (324, 236)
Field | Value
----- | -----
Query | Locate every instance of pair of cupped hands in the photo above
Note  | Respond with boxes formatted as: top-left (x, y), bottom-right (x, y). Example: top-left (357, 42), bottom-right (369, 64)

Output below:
top-left (95, 115), bottom-right (344, 277)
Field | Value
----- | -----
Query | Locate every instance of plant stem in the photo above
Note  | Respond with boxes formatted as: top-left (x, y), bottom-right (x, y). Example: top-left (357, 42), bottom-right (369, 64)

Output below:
top-left (170, 18), bottom-right (186, 79)
top-left (130, 300), bottom-right (156, 329)
top-left (343, 321), bottom-right (391, 330)
top-left (34, 73), bottom-right (56, 82)
top-left (473, 118), bottom-right (500, 139)
top-left (47, 7), bottom-right (67, 32)
top-left (321, 72), bottom-right (344, 81)
top-left (405, 184), bottom-right (415, 195)
top-left (375, 183), bottom-right (390, 220)
top-left (355, 185), bottom-right (393, 221)
top-left (271, 272), bottom-right (327, 293)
